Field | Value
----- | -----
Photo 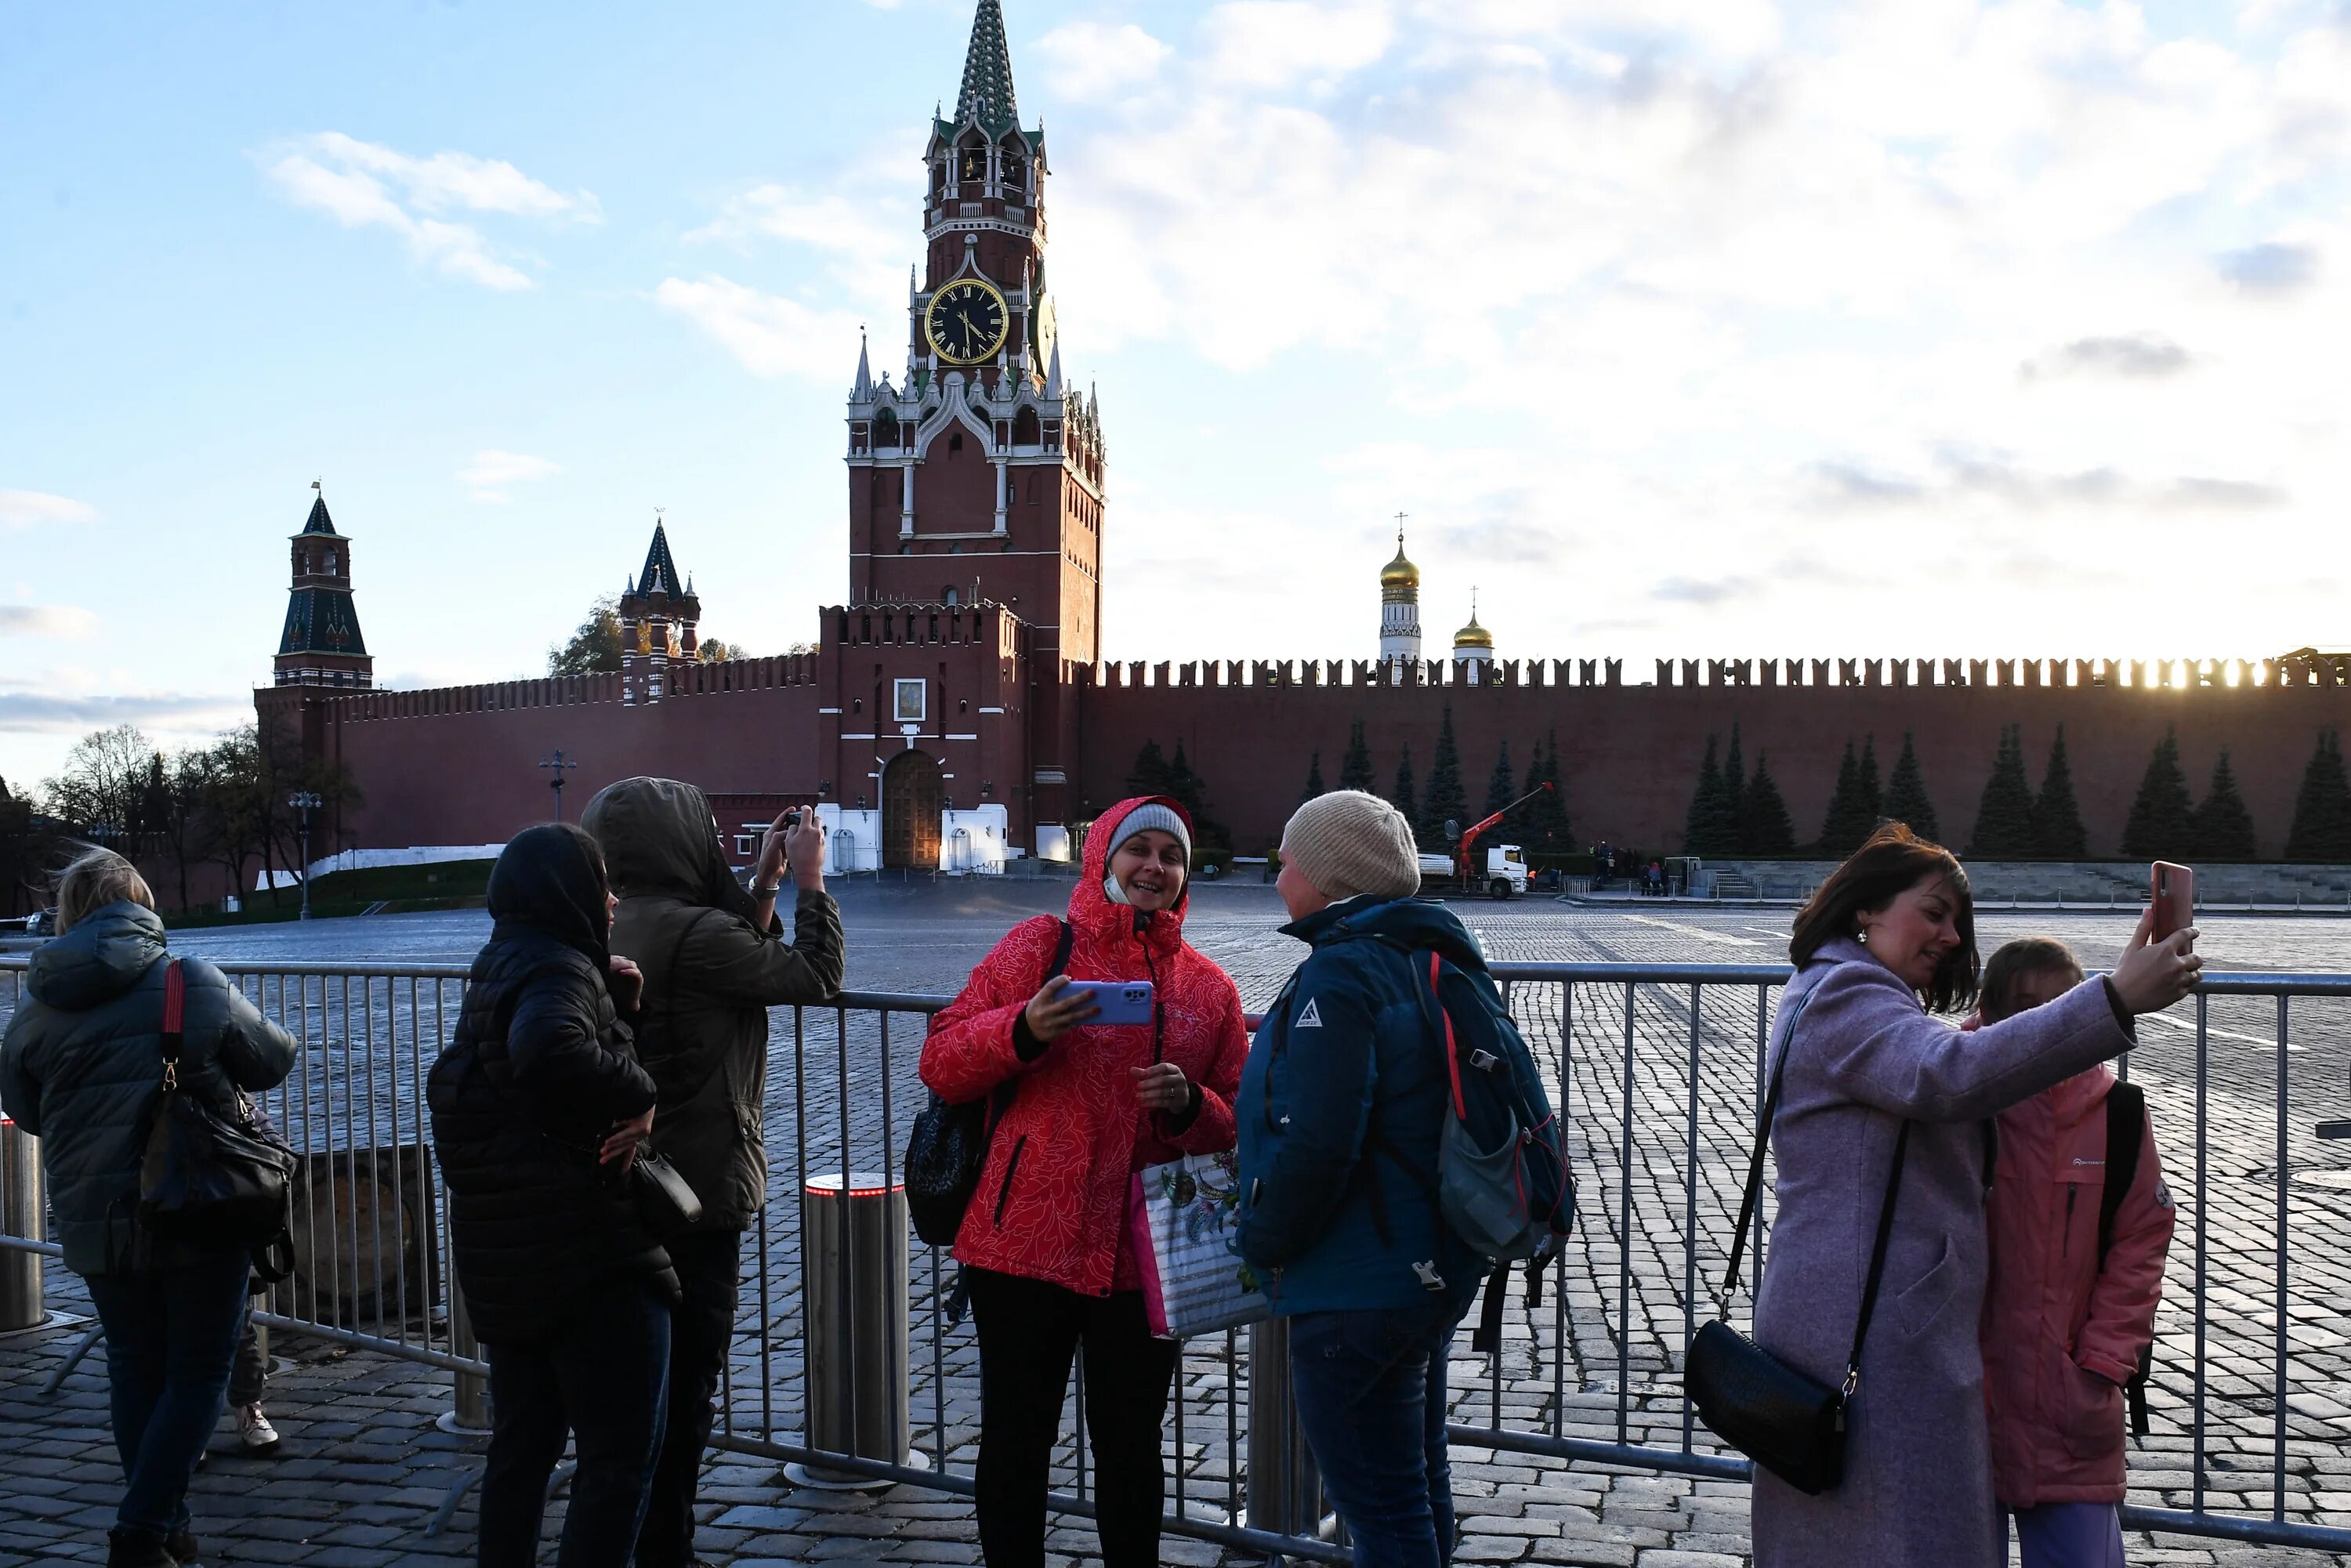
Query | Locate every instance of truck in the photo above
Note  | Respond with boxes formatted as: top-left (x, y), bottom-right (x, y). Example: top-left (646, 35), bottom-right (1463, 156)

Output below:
top-left (1420, 844), bottom-right (1531, 900)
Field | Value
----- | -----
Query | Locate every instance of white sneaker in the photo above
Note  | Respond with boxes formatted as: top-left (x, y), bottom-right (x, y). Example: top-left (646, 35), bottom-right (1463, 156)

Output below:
top-left (236, 1404), bottom-right (281, 1454)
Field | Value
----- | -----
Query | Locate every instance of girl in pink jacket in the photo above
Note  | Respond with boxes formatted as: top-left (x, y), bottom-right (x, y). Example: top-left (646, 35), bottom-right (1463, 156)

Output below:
top-left (1979, 937), bottom-right (2175, 1568)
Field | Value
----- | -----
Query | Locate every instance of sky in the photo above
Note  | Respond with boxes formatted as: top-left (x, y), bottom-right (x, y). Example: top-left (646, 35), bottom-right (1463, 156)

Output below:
top-left (3, 0), bottom-right (2348, 791)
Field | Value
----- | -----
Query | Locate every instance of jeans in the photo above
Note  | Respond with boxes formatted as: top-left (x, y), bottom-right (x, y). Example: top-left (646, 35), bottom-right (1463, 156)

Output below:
top-left (2012, 1502), bottom-right (2127, 1568)
top-left (84, 1248), bottom-right (255, 1539)
top-left (967, 1268), bottom-right (1179, 1568)
top-left (479, 1276), bottom-right (672, 1568)
top-left (227, 1296), bottom-right (267, 1408)
top-left (636, 1230), bottom-right (740, 1568)
top-left (1288, 1301), bottom-right (1468, 1568)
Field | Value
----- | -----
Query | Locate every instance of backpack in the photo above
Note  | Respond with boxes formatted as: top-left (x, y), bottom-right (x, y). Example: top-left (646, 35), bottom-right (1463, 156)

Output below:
top-left (2096, 1081), bottom-right (2155, 1438)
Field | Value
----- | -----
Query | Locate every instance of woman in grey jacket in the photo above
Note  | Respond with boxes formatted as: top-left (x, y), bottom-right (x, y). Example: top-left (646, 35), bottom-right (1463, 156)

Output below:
top-left (0, 851), bottom-right (297, 1568)
top-left (1748, 825), bottom-right (2200, 1567)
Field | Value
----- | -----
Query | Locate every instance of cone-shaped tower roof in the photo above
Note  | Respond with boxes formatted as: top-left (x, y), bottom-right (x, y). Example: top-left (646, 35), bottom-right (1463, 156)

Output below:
top-left (958, 0), bottom-right (1020, 134)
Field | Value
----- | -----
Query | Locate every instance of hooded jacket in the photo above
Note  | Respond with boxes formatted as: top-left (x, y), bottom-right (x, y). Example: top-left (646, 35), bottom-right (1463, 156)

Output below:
top-left (1234, 895), bottom-right (1487, 1316)
top-left (427, 824), bottom-right (678, 1342)
top-left (1983, 1066), bottom-right (2172, 1508)
top-left (918, 796), bottom-right (1248, 1296)
top-left (583, 777), bottom-right (845, 1232)
top-left (0, 901), bottom-right (296, 1275)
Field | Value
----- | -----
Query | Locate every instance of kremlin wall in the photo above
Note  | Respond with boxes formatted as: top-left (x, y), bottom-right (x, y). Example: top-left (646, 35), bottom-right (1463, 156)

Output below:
top-left (254, 3), bottom-right (2351, 878)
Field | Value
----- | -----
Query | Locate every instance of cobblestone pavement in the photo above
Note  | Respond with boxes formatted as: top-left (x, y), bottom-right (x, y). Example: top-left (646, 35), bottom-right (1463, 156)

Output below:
top-left (7, 889), bottom-right (2351, 1566)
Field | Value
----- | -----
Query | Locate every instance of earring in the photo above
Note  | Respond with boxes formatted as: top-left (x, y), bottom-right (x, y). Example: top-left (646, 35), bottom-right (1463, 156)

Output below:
top-left (1856, 928), bottom-right (1868, 945)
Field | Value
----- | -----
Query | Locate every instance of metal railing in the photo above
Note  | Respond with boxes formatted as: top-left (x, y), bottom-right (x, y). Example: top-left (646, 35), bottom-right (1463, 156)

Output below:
top-left (5, 954), bottom-right (2351, 1555)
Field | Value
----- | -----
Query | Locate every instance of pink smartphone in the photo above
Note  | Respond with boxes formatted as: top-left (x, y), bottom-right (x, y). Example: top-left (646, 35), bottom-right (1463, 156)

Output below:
top-left (2152, 861), bottom-right (2194, 943)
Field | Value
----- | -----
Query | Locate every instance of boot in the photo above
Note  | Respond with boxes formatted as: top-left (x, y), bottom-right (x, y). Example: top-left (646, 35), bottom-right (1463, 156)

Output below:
top-left (165, 1527), bottom-right (201, 1564)
top-left (104, 1527), bottom-right (175, 1568)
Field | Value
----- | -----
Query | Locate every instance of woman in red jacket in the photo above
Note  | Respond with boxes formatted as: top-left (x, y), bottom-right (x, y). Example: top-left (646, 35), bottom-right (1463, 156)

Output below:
top-left (1979, 937), bottom-right (2175, 1568)
top-left (920, 797), bottom-right (1248, 1568)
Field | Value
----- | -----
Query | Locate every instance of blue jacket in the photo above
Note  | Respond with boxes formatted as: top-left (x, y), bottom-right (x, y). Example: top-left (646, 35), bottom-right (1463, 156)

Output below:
top-left (1235, 894), bottom-right (1485, 1315)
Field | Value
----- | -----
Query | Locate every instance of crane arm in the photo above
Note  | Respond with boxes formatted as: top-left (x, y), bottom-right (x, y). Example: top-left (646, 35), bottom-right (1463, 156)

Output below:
top-left (1457, 780), bottom-right (1555, 880)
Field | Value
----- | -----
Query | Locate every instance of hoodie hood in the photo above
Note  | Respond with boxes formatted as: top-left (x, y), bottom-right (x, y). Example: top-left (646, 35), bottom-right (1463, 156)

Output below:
top-left (488, 823), bottom-right (614, 971)
top-left (1073, 795), bottom-right (1192, 958)
top-left (1284, 891), bottom-right (1488, 972)
top-left (27, 900), bottom-right (168, 1011)
top-left (581, 776), bottom-right (759, 922)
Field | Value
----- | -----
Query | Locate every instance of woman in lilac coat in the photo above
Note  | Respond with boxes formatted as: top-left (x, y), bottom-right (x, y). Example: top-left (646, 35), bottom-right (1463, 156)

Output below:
top-left (1748, 826), bottom-right (2201, 1567)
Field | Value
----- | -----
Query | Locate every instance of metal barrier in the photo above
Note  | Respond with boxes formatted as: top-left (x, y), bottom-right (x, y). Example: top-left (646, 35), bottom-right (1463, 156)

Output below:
top-left (5, 954), bottom-right (2351, 1555)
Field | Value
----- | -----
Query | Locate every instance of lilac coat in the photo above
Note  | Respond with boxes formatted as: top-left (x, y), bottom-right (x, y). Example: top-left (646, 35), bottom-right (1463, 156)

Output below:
top-left (1748, 937), bottom-right (2132, 1567)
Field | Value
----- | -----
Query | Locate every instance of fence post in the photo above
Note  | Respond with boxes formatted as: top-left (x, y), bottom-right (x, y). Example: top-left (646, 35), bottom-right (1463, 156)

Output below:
top-left (1, 1118), bottom-right (43, 1331)
top-left (1246, 1318), bottom-right (1322, 1538)
top-left (444, 1280), bottom-right (491, 1432)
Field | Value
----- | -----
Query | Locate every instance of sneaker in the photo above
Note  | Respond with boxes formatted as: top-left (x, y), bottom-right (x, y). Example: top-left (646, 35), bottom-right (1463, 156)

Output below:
top-left (165, 1527), bottom-right (201, 1564)
top-left (103, 1527), bottom-right (174, 1568)
top-left (236, 1403), bottom-right (281, 1454)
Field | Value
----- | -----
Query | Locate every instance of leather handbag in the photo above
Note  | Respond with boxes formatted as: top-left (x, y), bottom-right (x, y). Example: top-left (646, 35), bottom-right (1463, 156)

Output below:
top-left (1685, 981), bottom-right (1911, 1496)
top-left (627, 1149), bottom-right (703, 1232)
top-left (138, 961), bottom-right (299, 1251)
top-left (904, 918), bottom-right (1073, 1247)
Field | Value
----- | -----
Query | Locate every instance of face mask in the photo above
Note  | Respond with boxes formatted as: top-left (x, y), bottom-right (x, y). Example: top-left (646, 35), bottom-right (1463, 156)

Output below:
top-left (1103, 871), bottom-right (1132, 906)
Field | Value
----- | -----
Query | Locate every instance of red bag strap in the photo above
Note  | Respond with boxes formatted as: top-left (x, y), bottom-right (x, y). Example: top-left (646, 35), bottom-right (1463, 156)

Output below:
top-left (160, 959), bottom-right (185, 1088)
top-left (1429, 951), bottom-right (1466, 1118)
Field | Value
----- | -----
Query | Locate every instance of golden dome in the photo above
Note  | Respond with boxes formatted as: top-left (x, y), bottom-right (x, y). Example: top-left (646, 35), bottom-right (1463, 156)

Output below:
top-left (1452, 613), bottom-right (1492, 650)
top-left (1380, 533), bottom-right (1419, 589)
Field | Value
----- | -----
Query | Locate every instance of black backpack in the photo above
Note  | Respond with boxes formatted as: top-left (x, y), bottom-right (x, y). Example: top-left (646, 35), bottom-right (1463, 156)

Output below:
top-left (904, 919), bottom-right (1072, 1248)
top-left (2096, 1081), bottom-right (2155, 1438)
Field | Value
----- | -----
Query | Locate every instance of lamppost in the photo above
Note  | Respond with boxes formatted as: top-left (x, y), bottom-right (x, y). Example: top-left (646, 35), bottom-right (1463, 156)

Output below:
top-left (539, 751), bottom-right (579, 821)
top-left (287, 791), bottom-right (323, 921)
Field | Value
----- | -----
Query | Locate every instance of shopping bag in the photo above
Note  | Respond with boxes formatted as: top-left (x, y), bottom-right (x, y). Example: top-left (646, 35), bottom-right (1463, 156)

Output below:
top-left (1127, 1151), bottom-right (1271, 1339)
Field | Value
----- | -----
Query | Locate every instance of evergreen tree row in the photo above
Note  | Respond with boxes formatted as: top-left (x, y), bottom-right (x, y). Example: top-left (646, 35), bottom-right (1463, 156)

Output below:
top-left (1683, 723), bottom-right (1797, 856)
top-left (1301, 712), bottom-right (1572, 856)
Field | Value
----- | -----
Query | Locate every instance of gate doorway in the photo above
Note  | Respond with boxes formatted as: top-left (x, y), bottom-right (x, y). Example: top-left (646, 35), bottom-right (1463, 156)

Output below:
top-left (882, 749), bottom-right (944, 870)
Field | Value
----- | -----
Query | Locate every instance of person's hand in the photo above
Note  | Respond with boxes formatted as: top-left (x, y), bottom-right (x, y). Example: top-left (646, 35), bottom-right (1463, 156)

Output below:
top-left (601, 1106), bottom-right (654, 1168)
top-left (754, 809), bottom-right (792, 889)
top-left (784, 810), bottom-right (828, 891)
top-left (2108, 904), bottom-right (2203, 1015)
top-left (1023, 976), bottom-right (1099, 1044)
top-left (1132, 1062), bottom-right (1190, 1114)
top-left (607, 955), bottom-right (645, 1013)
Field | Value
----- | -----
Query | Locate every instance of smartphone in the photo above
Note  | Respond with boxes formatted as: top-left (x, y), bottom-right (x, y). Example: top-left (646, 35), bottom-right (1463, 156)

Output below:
top-left (2152, 861), bottom-right (2195, 943)
top-left (1063, 980), bottom-right (1154, 1027)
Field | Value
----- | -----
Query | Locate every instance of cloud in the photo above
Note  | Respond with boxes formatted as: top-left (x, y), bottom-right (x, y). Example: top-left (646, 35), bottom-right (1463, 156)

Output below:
top-left (261, 133), bottom-right (599, 291)
top-left (1652, 575), bottom-right (1755, 605)
top-left (2217, 241), bottom-right (2319, 294)
top-left (1036, 23), bottom-right (1173, 100)
top-left (0, 491), bottom-right (96, 529)
top-left (459, 449), bottom-right (563, 503)
top-left (1807, 463), bottom-right (1927, 509)
top-left (1202, 3), bottom-right (1393, 88)
top-left (654, 275), bottom-right (862, 380)
top-left (0, 689), bottom-right (249, 736)
top-left (1799, 451), bottom-right (2285, 514)
top-left (0, 606), bottom-right (97, 639)
top-left (2023, 335), bottom-right (2193, 380)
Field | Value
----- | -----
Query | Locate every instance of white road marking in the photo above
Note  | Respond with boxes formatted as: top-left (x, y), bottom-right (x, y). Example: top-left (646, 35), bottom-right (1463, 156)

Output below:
top-left (2136, 1010), bottom-right (2297, 1049)
top-left (1743, 926), bottom-right (1787, 939)
top-left (1619, 914), bottom-right (1761, 947)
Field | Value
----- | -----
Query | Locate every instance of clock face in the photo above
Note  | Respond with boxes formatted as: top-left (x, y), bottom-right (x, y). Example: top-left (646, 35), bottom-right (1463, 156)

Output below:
top-left (926, 278), bottom-right (1009, 364)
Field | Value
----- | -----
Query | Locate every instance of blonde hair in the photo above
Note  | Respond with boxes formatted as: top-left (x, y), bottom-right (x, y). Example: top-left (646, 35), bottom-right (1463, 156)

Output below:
top-left (54, 849), bottom-right (155, 934)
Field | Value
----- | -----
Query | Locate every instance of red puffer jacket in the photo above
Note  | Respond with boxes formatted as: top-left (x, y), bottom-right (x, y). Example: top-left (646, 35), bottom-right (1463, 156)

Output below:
top-left (1982, 1066), bottom-right (2174, 1508)
top-left (919, 797), bottom-right (1248, 1297)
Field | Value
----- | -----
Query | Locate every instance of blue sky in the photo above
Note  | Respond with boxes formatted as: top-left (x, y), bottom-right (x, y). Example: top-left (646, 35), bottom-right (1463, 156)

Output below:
top-left (4, 0), bottom-right (2347, 789)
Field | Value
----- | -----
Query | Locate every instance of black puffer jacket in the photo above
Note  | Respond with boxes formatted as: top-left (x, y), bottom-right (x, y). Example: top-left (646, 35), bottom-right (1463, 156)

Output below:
top-left (427, 824), bottom-right (678, 1343)
top-left (584, 777), bottom-right (844, 1231)
top-left (0, 901), bottom-right (295, 1275)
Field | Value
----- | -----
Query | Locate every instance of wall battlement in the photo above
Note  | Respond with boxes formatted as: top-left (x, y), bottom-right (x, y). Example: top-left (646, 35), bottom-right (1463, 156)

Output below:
top-left (297, 653), bottom-right (824, 723)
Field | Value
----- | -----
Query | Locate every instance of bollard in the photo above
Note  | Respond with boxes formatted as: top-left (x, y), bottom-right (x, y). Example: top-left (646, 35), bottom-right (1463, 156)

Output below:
top-left (440, 1280), bottom-right (491, 1434)
top-left (792, 1171), bottom-right (916, 1487)
top-left (1, 1118), bottom-right (45, 1332)
top-left (1246, 1317), bottom-right (1323, 1537)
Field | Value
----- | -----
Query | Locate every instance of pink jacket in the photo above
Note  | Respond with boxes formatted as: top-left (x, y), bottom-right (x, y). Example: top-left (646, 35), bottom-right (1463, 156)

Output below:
top-left (1981, 1066), bottom-right (2174, 1507)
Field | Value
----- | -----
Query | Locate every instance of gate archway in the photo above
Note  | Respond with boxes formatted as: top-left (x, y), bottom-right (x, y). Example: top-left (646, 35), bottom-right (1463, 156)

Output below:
top-left (881, 749), bottom-right (944, 870)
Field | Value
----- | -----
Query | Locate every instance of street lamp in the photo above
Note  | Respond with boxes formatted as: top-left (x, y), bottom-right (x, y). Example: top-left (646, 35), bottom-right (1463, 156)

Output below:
top-left (286, 792), bottom-right (323, 921)
top-left (539, 751), bottom-right (579, 821)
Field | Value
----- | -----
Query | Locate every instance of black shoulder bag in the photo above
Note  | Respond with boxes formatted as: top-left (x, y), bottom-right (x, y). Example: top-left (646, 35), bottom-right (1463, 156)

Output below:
top-left (905, 918), bottom-right (1072, 1248)
top-left (139, 961), bottom-right (299, 1254)
top-left (1685, 981), bottom-right (1911, 1496)
top-left (618, 914), bottom-right (714, 1235)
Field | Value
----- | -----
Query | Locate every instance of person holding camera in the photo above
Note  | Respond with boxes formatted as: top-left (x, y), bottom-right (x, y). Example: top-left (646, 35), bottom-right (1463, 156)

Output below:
top-left (581, 781), bottom-right (842, 1568)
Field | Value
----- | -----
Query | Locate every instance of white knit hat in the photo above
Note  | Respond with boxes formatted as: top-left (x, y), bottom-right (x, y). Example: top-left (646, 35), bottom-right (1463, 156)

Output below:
top-left (1280, 791), bottom-right (1422, 902)
top-left (1103, 801), bottom-right (1191, 860)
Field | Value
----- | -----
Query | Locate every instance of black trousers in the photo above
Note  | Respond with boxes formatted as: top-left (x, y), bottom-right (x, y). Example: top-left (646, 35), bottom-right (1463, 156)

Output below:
top-left (967, 1267), bottom-right (1179, 1568)
top-left (635, 1229), bottom-right (741, 1568)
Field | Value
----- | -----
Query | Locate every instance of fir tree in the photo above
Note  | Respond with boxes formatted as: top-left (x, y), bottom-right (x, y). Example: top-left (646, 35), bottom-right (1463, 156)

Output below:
top-left (1882, 732), bottom-right (1940, 843)
top-left (1338, 718), bottom-right (1377, 793)
top-left (1517, 730), bottom-right (1572, 855)
top-left (1162, 740), bottom-right (1230, 849)
top-left (1967, 724), bottom-right (2038, 858)
top-left (2120, 726), bottom-right (2197, 860)
top-left (2190, 750), bottom-right (2256, 860)
top-left (1125, 739), bottom-right (1172, 798)
top-left (1817, 738), bottom-right (1875, 855)
top-left (1683, 736), bottom-right (1738, 856)
top-left (1722, 724), bottom-right (1747, 827)
top-left (1741, 751), bottom-right (1798, 854)
top-left (2032, 725), bottom-right (2088, 859)
top-left (1858, 733), bottom-right (1883, 823)
top-left (1484, 740), bottom-right (1517, 822)
top-left (1420, 704), bottom-right (1469, 851)
top-left (2286, 731), bottom-right (2351, 861)
top-left (1300, 751), bottom-right (1325, 803)
top-left (1389, 744), bottom-right (1419, 834)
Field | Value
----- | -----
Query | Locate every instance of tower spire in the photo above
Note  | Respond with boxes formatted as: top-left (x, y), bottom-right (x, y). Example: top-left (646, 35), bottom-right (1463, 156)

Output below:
top-left (957, 0), bottom-right (1020, 133)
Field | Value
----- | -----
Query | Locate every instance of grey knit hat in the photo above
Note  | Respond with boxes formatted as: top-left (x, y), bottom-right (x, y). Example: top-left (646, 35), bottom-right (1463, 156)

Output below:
top-left (1103, 801), bottom-right (1191, 861)
top-left (1280, 790), bottom-right (1422, 901)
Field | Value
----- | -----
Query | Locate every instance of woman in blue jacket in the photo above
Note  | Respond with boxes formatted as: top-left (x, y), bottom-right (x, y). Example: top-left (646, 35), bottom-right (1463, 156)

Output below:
top-left (1237, 790), bottom-right (1484, 1568)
